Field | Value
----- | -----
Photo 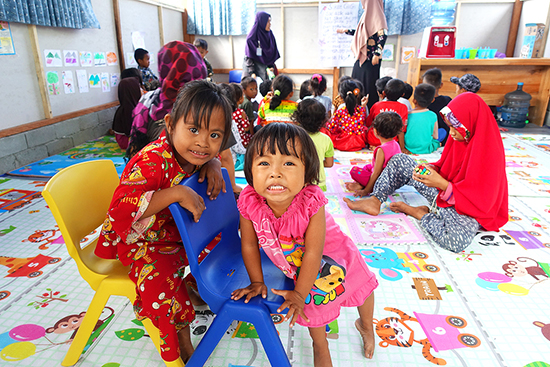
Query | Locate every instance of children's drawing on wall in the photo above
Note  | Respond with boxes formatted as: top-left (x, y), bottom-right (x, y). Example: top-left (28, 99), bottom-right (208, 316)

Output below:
top-left (94, 52), bottom-right (106, 67)
top-left (382, 43), bottom-right (394, 61)
top-left (63, 50), bottom-right (78, 66)
top-left (401, 46), bottom-right (415, 64)
top-left (44, 50), bottom-right (62, 67)
top-left (111, 73), bottom-right (120, 87)
top-left (100, 73), bottom-right (110, 92)
top-left (125, 52), bottom-right (138, 67)
top-left (89, 74), bottom-right (100, 88)
top-left (76, 70), bottom-right (88, 93)
top-left (62, 71), bottom-right (75, 94)
top-left (79, 51), bottom-right (93, 67)
top-left (0, 21), bottom-right (15, 55)
top-left (46, 71), bottom-right (59, 95)
top-left (131, 31), bottom-right (146, 50)
top-left (106, 51), bottom-right (118, 66)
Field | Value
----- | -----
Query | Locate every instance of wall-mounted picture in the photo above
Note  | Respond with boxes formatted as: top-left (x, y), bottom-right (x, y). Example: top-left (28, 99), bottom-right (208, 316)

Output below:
top-left (382, 43), bottom-right (394, 61)
top-left (401, 46), bottom-right (416, 64)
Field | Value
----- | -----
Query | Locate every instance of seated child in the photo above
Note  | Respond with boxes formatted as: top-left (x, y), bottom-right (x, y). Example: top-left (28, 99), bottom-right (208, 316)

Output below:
top-left (423, 68), bottom-right (452, 145)
top-left (398, 82), bottom-right (413, 111)
top-left (346, 112), bottom-right (403, 197)
top-left (257, 74), bottom-right (297, 126)
top-left (450, 73), bottom-right (481, 95)
top-left (95, 80), bottom-right (232, 363)
top-left (220, 83), bottom-right (248, 168)
top-left (292, 99), bottom-right (334, 191)
top-left (366, 78), bottom-right (408, 151)
top-left (332, 75), bottom-right (351, 111)
top-left (193, 39), bottom-right (213, 81)
top-left (374, 76), bottom-right (392, 101)
top-left (326, 79), bottom-right (369, 151)
top-left (297, 79), bottom-right (312, 102)
top-left (134, 48), bottom-right (160, 91)
top-left (232, 123), bottom-right (378, 363)
top-left (404, 83), bottom-right (440, 154)
top-left (305, 74), bottom-right (333, 120)
top-left (240, 76), bottom-right (259, 124)
top-left (231, 83), bottom-right (253, 147)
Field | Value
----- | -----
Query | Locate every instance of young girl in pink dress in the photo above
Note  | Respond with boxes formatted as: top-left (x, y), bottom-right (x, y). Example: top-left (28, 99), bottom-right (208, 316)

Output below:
top-left (231, 123), bottom-right (378, 366)
top-left (346, 111), bottom-right (403, 197)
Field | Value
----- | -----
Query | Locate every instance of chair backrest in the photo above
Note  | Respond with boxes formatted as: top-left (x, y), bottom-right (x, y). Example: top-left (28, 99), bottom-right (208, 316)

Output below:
top-left (229, 70), bottom-right (243, 84)
top-left (42, 160), bottom-right (121, 279)
top-left (169, 169), bottom-right (241, 308)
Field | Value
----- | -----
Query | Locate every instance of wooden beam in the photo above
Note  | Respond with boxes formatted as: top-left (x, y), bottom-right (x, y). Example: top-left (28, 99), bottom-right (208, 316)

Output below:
top-left (0, 102), bottom-right (119, 139)
top-left (113, 0), bottom-right (125, 70)
top-left (158, 6), bottom-right (165, 47)
top-left (229, 35), bottom-right (234, 69)
top-left (182, 10), bottom-right (194, 44)
top-left (280, 2), bottom-right (285, 69)
top-left (27, 24), bottom-right (52, 119)
top-left (506, 0), bottom-right (523, 57)
top-left (332, 67), bottom-right (340, 100)
top-left (395, 35), bottom-right (402, 72)
top-left (541, 3), bottom-right (550, 57)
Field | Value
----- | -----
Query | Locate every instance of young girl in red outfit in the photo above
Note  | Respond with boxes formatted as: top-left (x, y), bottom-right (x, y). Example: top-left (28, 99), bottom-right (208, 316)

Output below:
top-left (95, 80), bottom-right (233, 362)
top-left (326, 79), bottom-right (369, 151)
top-left (230, 83), bottom-right (253, 147)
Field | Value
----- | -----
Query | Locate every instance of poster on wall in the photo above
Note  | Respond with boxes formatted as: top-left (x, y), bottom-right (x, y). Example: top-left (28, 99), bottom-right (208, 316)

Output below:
top-left (106, 51), bottom-right (118, 66)
top-left (318, 2), bottom-right (359, 67)
top-left (382, 44), bottom-right (394, 61)
top-left (401, 46), bottom-right (416, 64)
top-left (111, 73), bottom-right (120, 87)
top-left (46, 71), bottom-right (60, 95)
top-left (131, 31), bottom-right (146, 50)
top-left (62, 71), bottom-right (75, 94)
top-left (44, 50), bottom-right (62, 67)
top-left (101, 73), bottom-right (110, 92)
top-left (0, 21), bottom-right (16, 55)
top-left (94, 52), bottom-right (106, 67)
top-left (80, 51), bottom-right (93, 67)
top-left (89, 73), bottom-right (100, 88)
top-left (63, 50), bottom-right (78, 66)
top-left (126, 53), bottom-right (138, 67)
top-left (76, 69), bottom-right (89, 93)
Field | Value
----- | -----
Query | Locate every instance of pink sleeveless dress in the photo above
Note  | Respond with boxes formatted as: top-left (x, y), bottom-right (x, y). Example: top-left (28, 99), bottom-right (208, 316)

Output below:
top-left (238, 185), bottom-right (378, 327)
top-left (350, 139), bottom-right (401, 186)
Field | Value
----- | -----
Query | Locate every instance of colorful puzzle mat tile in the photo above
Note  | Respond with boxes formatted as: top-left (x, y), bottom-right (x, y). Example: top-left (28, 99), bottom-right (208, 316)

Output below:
top-left (6, 136), bottom-right (126, 178)
top-left (506, 132), bottom-right (550, 156)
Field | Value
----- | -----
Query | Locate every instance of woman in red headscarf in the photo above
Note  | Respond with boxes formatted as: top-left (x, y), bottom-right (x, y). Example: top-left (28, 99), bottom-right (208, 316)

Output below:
top-left (337, 0), bottom-right (388, 110)
top-left (345, 92), bottom-right (508, 252)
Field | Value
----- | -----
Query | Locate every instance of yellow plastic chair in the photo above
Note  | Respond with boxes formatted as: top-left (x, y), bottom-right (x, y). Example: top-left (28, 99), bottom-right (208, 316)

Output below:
top-left (42, 160), bottom-right (185, 367)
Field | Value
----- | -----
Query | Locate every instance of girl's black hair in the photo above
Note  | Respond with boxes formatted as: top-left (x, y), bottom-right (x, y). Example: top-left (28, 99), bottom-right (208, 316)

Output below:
top-left (291, 99), bottom-right (326, 134)
top-left (218, 83), bottom-right (238, 111)
top-left (299, 80), bottom-right (312, 100)
top-left (372, 111), bottom-right (403, 139)
top-left (270, 74), bottom-right (294, 110)
top-left (121, 68), bottom-right (144, 88)
top-left (339, 79), bottom-right (362, 116)
top-left (244, 123), bottom-right (320, 187)
top-left (168, 80), bottom-right (233, 150)
top-left (230, 82), bottom-right (243, 104)
top-left (310, 74), bottom-right (327, 97)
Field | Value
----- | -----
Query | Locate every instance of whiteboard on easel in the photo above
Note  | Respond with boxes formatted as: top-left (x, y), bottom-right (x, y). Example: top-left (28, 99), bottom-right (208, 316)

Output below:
top-left (318, 2), bottom-right (359, 67)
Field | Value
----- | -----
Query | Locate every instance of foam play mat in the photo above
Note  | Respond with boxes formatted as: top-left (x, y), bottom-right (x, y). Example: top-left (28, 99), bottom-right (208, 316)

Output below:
top-left (0, 128), bottom-right (549, 366)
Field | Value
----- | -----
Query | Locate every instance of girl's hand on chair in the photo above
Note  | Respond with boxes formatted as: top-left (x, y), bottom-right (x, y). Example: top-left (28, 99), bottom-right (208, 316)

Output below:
top-left (198, 157), bottom-right (226, 200)
top-left (231, 282), bottom-right (267, 303)
top-left (271, 289), bottom-right (309, 327)
top-left (177, 186), bottom-right (205, 222)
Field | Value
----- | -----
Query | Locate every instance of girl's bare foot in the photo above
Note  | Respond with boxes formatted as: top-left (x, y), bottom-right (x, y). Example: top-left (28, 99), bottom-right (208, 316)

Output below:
top-left (355, 318), bottom-right (375, 359)
top-left (178, 327), bottom-right (194, 363)
top-left (389, 202), bottom-right (429, 220)
top-left (345, 181), bottom-right (364, 192)
top-left (343, 196), bottom-right (381, 216)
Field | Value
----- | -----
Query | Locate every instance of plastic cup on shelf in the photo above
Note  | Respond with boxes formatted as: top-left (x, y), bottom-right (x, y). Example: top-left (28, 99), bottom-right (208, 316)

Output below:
top-left (468, 48), bottom-right (479, 59)
top-left (489, 49), bottom-right (497, 58)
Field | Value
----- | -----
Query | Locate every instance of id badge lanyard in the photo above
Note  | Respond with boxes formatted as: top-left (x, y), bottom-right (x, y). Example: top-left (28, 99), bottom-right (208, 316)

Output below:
top-left (256, 40), bottom-right (262, 57)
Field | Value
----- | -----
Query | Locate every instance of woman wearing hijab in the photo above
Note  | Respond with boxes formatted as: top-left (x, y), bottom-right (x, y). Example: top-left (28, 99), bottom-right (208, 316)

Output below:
top-left (344, 92), bottom-right (508, 253)
top-left (112, 76), bottom-right (142, 150)
top-left (338, 0), bottom-right (388, 109)
top-left (243, 11), bottom-right (280, 83)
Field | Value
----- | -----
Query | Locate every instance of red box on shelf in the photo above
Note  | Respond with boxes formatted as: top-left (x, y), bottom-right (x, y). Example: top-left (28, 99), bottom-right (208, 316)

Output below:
top-left (419, 26), bottom-right (456, 58)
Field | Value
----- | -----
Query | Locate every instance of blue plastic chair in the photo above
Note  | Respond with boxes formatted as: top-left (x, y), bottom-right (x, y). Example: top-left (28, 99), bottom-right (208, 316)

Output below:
top-left (169, 169), bottom-right (293, 367)
top-left (228, 70), bottom-right (243, 83)
top-left (437, 128), bottom-right (448, 143)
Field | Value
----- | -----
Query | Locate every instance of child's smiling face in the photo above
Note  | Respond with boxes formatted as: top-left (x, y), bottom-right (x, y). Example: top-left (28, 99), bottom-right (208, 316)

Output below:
top-left (244, 82), bottom-right (258, 100)
top-left (252, 141), bottom-right (305, 216)
top-left (165, 107), bottom-right (226, 172)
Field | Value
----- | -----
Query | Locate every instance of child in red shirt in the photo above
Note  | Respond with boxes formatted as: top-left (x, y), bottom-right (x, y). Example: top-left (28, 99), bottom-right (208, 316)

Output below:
top-left (366, 78), bottom-right (408, 152)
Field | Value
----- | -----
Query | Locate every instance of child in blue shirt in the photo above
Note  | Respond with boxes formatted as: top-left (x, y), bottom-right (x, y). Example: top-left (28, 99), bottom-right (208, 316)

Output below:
top-left (404, 84), bottom-right (440, 154)
top-left (135, 48), bottom-right (160, 91)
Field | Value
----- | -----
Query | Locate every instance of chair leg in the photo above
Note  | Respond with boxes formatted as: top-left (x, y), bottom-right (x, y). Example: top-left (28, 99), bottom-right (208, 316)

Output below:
top-left (61, 289), bottom-right (110, 366)
top-left (184, 303), bottom-right (236, 367)
top-left (253, 311), bottom-right (292, 367)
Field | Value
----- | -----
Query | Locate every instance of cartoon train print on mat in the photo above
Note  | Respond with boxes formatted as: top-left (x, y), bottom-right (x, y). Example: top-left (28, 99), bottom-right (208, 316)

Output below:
top-left (0, 255), bottom-right (61, 279)
top-left (375, 307), bottom-right (480, 365)
top-left (360, 247), bottom-right (440, 281)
